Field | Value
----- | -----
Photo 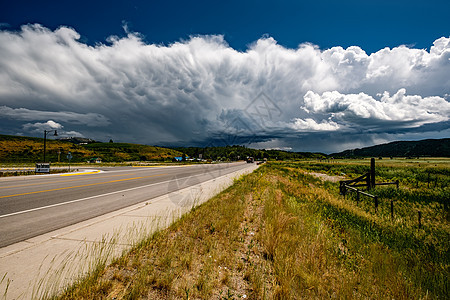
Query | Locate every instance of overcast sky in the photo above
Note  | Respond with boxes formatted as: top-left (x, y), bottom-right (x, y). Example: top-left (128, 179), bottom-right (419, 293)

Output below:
top-left (0, 0), bottom-right (449, 153)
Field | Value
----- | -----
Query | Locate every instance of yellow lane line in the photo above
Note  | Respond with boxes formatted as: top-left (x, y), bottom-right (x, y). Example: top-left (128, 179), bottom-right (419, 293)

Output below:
top-left (132, 166), bottom-right (167, 168)
top-left (0, 173), bottom-right (173, 218)
top-left (0, 174), bottom-right (167, 199)
top-left (132, 165), bottom-right (193, 168)
top-left (60, 170), bottom-right (101, 176)
top-left (0, 173), bottom-right (139, 190)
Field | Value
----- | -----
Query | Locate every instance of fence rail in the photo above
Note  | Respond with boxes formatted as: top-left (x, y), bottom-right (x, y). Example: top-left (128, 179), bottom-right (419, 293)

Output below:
top-left (339, 158), bottom-right (399, 214)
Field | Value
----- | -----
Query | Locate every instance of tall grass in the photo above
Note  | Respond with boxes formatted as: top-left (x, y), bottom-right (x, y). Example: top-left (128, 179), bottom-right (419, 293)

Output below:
top-left (49, 161), bottom-right (448, 299)
top-left (272, 161), bottom-right (448, 298)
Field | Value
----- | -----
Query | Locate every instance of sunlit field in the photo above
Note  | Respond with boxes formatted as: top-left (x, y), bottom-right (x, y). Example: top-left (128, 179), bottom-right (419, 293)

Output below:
top-left (51, 159), bottom-right (448, 299)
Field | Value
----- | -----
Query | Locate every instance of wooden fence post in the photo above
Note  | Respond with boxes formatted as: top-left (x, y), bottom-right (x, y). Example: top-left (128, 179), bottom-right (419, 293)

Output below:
top-left (374, 196), bottom-right (378, 213)
top-left (370, 158), bottom-right (376, 190)
top-left (339, 182), bottom-right (345, 196)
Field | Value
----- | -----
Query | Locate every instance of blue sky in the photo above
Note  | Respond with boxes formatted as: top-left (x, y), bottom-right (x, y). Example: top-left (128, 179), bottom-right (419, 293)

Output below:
top-left (0, 0), bottom-right (449, 153)
top-left (2, 0), bottom-right (449, 53)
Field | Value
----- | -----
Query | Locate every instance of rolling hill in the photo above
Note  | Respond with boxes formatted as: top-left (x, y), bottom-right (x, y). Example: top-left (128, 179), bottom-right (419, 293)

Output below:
top-left (332, 138), bottom-right (450, 158)
top-left (0, 134), bottom-right (183, 163)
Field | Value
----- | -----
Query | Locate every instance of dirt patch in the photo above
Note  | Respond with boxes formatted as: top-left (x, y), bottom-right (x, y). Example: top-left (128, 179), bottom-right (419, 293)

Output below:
top-left (308, 172), bottom-right (345, 182)
top-left (219, 193), bottom-right (274, 299)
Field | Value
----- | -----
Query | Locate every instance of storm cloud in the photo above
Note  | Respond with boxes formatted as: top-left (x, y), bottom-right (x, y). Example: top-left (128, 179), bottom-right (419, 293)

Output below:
top-left (0, 24), bottom-right (449, 152)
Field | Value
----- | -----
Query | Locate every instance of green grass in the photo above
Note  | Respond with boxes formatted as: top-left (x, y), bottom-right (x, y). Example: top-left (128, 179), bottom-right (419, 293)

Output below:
top-left (42, 160), bottom-right (449, 299)
top-left (270, 162), bottom-right (448, 298)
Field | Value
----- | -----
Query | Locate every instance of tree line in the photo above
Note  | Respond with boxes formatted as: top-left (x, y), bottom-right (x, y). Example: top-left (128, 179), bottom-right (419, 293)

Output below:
top-left (172, 145), bottom-right (326, 161)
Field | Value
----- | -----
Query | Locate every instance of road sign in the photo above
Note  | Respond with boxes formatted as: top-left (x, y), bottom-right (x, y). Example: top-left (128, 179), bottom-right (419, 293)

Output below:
top-left (35, 163), bottom-right (50, 173)
top-left (67, 152), bottom-right (72, 171)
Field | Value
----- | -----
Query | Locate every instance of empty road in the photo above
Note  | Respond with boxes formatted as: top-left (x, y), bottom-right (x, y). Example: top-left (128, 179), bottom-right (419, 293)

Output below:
top-left (0, 162), bottom-right (252, 248)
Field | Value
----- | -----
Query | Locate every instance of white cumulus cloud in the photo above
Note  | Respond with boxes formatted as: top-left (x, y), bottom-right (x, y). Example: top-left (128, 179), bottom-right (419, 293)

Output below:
top-left (291, 118), bottom-right (340, 131)
top-left (0, 24), bottom-right (449, 152)
top-left (22, 120), bottom-right (63, 133)
top-left (303, 89), bottom-right (450, 130)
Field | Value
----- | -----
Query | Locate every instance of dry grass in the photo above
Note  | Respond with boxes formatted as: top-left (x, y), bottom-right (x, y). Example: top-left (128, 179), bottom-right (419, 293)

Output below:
top-left (52, 162), bottom-right (447, 299)
top-left (56, 172), bottom-right (264, 299)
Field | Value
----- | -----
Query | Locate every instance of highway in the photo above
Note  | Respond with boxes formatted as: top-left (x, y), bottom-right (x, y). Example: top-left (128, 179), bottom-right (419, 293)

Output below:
top-left (0, 162), bottom-right (251, 248)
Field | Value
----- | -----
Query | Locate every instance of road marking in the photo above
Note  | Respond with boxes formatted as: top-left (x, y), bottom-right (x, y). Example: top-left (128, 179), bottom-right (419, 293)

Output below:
top-left (60, 170), bottom-right (101, 176)
top-left (132, 165), bottom-right (192, 168)
top-left (132, 166), bottom-right (167, 168)
top-left (0, 174), bottom-right (167, 200)
top-left (0, 174), bottom-right (184, 219)
top-left (0, 173), bottom-right (140, 190)
top-left (0, 163), bottom-right (249, 219)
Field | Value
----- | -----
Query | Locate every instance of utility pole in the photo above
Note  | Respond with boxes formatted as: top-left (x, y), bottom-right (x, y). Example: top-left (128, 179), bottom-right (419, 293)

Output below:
top-left (43, 130), bottom-right (58, 163)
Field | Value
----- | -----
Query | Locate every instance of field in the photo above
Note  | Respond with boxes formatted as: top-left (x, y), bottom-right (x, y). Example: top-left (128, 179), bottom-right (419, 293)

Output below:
top-left (47, 159), bottom-right (449, 299)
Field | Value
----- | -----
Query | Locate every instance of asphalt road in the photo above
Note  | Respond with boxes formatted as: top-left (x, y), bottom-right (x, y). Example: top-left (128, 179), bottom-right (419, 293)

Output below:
top-left (0, 162), bottom-right (252, 248)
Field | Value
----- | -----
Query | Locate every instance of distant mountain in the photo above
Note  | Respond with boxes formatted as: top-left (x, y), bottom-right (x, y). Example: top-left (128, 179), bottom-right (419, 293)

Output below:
top-left (332, 138), bottom-right (450, 158)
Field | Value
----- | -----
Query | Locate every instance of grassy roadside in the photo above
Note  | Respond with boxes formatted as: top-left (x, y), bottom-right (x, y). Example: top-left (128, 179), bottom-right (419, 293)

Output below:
top-left (54, 162), bottom-right (448, 299)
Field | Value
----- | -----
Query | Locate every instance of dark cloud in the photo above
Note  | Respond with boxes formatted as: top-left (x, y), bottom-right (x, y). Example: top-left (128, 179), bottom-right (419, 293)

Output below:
top-left (0, 106), bottom-right (109, 126)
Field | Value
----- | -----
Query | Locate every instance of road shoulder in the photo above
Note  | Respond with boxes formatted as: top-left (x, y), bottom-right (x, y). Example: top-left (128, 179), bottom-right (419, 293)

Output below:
top-left (0, 164), bottom-right (259, 299)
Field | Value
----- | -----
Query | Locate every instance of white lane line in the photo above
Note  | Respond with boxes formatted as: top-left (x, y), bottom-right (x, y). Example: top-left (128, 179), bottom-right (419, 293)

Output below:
top-left (0, 177), bottom-right (179, 219)
top-left (0, 164), bottom-right (250, 219)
